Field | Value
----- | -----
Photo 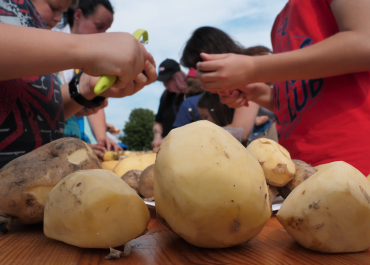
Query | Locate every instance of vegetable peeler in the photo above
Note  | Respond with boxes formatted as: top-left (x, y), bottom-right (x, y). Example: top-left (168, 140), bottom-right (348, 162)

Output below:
top-left (94, 29), bottom-right (149, 95)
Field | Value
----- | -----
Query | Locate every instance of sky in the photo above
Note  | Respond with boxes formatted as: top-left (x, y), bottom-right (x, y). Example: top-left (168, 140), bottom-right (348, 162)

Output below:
top-left (104, 0), bottom-right (288, 130)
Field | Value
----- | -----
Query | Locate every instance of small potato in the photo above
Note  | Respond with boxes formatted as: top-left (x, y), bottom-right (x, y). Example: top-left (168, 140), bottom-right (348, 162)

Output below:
top-left (277, 160), bottom-right (317, 199)
top-left (121, 170), bottom-right (142, 193)
top-left (103, 151), bottom-right (119, 161)
top-left (268, 186), bottom-right (278, 207)
top-left (139, 164), bottom-right (155, 198)
top-left (247, 138), bottom-right (295, 187)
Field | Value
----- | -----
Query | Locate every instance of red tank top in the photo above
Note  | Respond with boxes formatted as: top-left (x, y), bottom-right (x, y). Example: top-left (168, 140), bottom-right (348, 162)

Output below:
top-left (271, 0), bottom-right (370, 175)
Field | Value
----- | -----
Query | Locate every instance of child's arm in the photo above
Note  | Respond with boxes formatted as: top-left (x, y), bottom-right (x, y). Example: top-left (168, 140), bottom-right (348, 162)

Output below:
top-left (196, 0), bottom-right (370, 92)
top-left (0, 23), bottom-right (156, 89)
top-left (225, 103), bottom-right (259, 142)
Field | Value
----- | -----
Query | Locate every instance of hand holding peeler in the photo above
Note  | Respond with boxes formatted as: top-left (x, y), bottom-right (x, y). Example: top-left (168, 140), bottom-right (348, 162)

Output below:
top-left (94, 29), bottom-right (149, 95)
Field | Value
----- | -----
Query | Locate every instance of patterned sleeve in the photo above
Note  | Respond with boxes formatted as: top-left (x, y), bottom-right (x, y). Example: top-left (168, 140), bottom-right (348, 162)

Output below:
top-left (0, 0), bottom-right (45, 28)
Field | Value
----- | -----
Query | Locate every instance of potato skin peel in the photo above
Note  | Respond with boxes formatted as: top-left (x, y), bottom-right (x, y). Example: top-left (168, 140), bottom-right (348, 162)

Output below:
top-left (277, 161), bottom-right (370, 253)
top-left (0, 138), bottom-right (101, 225)
top-left (155, 121), bottom-right (271, 248)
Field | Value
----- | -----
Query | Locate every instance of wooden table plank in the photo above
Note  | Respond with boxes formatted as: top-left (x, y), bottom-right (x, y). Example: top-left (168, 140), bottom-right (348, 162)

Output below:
top-left (0, 216), bottom-right (369, 265)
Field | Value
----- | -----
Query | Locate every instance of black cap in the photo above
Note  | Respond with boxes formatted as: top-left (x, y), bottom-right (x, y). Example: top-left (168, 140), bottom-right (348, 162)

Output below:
top-left (157, 59), bottom-right (181, 81)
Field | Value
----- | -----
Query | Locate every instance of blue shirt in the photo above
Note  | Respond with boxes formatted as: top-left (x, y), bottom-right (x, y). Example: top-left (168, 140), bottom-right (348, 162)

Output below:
top-left (173, 95), bottom-right (201, 128)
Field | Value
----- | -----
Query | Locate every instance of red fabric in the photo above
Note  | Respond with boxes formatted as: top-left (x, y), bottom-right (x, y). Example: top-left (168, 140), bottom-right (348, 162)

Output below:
top-left (271, 0), bottom-right (370, 175)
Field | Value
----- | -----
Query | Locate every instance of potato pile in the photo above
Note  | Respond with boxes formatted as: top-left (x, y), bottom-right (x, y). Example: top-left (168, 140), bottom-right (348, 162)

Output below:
top-left (0, 138), bottom-right (101, 231)
top-left (155, 121), bottom-right (271, 248)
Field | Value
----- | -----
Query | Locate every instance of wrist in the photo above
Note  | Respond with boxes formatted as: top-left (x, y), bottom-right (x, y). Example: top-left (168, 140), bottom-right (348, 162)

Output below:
top-left (72, 35), bottom-right (88, 72)
top-left (78, 73), bottom-right (96, 100)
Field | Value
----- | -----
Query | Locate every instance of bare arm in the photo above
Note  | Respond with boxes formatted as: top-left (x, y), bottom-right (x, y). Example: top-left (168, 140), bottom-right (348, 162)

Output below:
top-left (87, 109), bottom-right (107, 142)
top-left (152, 122), bottom-right (163, 148)
top-left (226, 103), bottom-right (259, 142)
top-left (197, 0), bottom-right (370, 92)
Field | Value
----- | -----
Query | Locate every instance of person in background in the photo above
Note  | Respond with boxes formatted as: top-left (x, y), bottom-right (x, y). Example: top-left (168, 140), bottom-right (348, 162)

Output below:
top-left (197, 91), bottom-right (234, 126)
top-left (181, 27), bottom-right (271, 143)
top-left (54, 0), bottom-right (122, 159)
top-left (0, 0), bottom-right (156, 168)
top-left (172, 68), bottom-right (203, 128)
top-left (152, 59), bottom-right (187, 149)
top-left (196, 0), bottom-right (370, 175)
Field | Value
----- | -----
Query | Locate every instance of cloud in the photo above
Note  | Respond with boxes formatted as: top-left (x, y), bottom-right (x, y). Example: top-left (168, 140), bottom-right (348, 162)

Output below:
top-left (104, 0), bottom-right (288, 128)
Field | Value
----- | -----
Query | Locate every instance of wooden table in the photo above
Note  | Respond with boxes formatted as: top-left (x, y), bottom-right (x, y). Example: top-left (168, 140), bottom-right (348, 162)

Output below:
top-left (0, 216), bottom-right (369, 265)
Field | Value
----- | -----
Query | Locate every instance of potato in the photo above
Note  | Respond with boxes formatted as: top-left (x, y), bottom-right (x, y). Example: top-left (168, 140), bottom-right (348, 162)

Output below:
top-left (121, 169), bottom-right (142, 193)
top-left (0, 138), bottom-right (101, 230)
top-left (103, 151), bottom-right (118, 161)
top-left (113, 153), bottom-right (156, 177)
top-left (44, 169), bottom-right (150, 248)
top-left (247, 138), bottom-right (295, 187)
top-left (101, 161), bottom-right (119, 171)
top-left (277, 160), bottom-right (317, 199)
top-left (277, 161), bottom-right (370, 253)
top-left (314, 163), bottom-right (330, 171)
top-left (139, 164), bottom-right (154, 198)
top-left (155, 121), bottom-right (271, 248)
top-left (268, 186), bottom-right (278, 207)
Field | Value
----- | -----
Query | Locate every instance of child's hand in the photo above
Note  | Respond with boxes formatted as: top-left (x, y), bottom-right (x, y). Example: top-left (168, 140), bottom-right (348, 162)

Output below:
top-left (219, 90), bottom-right (248, 109)
top-left (79, 32), bottom-right (157, 90)
top-left (196, 53), bottom-right (255, 92)
top-left (78, 57), bottom-right (157, 100)
top-left (219, 83), bottom-right (273, 111)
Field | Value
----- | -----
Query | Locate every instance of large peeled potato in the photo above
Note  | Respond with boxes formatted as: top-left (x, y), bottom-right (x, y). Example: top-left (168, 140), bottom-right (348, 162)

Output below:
top-left (155, 121), bottom-right (271, 248)
top-left (44, 169), bottom-right (150, 248)
top-left (277, 161), bottom-right (370, 253)
top-left (247, 138), bottom-right (295, 187)
top-left (113, 153), bottom-right (156, 177)
top-left (0, 138), bottom-right (101, 229)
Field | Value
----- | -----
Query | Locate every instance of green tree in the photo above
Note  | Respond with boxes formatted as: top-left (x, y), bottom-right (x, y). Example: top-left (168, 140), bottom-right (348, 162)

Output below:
top-left (121, 108), bottom-right (155, 151)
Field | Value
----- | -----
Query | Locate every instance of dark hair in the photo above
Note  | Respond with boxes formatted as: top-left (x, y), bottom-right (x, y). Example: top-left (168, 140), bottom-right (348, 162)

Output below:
top-left (197, 92), bottom-right (234, 127)
top-left (185, 77), bottom-right (203, 97)
top-left (63, 0), bottom-right (114, 28)
top-left (242, 46), bottom-right (272, 56)
top-left (180, 26), bottom-right (243, 69)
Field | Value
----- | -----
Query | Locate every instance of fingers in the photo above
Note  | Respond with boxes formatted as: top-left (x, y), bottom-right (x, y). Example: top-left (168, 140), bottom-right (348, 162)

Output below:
top-left (200, 53), bottom-right (229, 61)
top-left (219, 90), bottom-right (247, 109)
top-left (107, 60), bottom-right (157, 98)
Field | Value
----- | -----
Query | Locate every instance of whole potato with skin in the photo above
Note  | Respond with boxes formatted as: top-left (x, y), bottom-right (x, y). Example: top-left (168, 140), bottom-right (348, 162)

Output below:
top-left (139, 164), bottom-right (155, 198)
top-left (0, 138), bottom-right (101, 231)
top-left (121, 169), bottom-right (142, 193)
top-left (277, 160), bottom-right (317, 199)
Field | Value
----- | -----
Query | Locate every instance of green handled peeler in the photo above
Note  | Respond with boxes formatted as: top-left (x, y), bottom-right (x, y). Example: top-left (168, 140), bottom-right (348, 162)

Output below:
top-left (93, 29), bottom-right (149, 95)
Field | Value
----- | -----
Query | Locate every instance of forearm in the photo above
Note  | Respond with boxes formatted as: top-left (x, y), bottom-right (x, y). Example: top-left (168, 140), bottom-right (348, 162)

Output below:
top-left (228, 103), bottom-right (259, 141)
top-left (252, 31), bottom-right (370, 84)
top-left (153, 122), bottom-right (163, 138)
top-left (0, 24), bottom-right (83, 80)
top-left (87, 109), bottom-right (107, 142)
